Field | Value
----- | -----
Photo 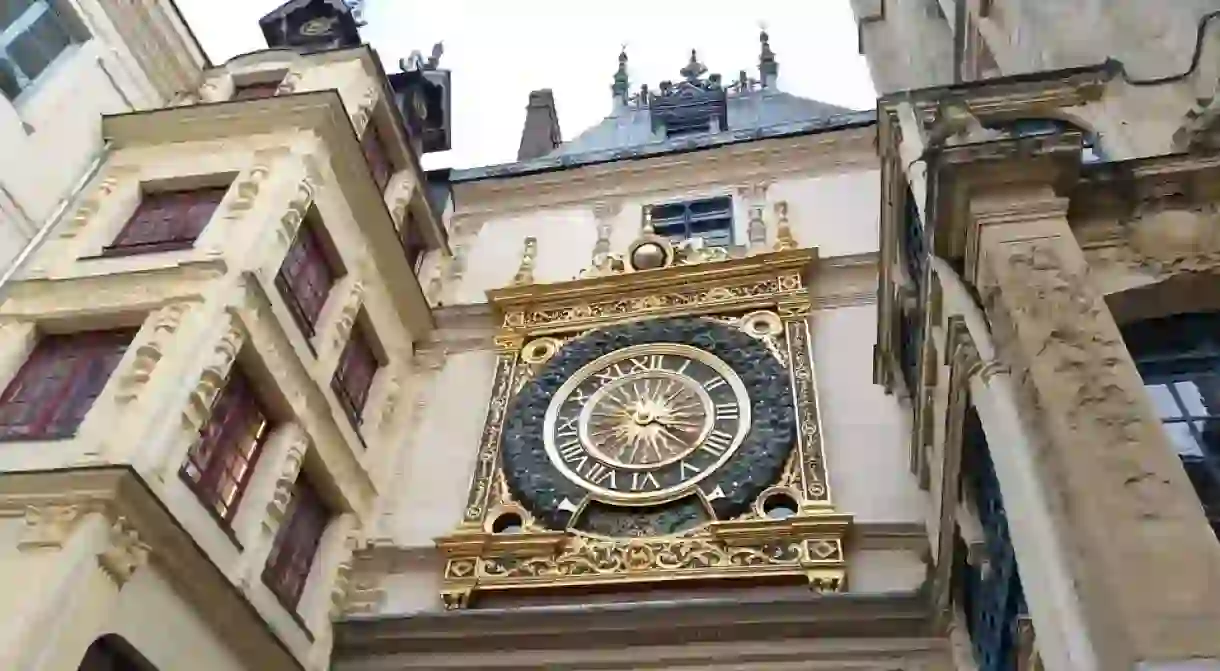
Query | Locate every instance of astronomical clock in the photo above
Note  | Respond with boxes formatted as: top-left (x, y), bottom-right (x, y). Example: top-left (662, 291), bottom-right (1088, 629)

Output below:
top-left (435, 213), bottom-right (852, 608)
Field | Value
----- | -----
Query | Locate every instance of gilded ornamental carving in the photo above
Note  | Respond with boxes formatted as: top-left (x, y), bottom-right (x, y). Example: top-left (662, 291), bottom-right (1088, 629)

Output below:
top-left (436, 224), bottom-right (847, 608)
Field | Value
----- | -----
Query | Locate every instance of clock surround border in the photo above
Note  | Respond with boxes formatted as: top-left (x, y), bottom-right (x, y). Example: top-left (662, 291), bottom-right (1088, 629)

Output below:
top-left (435, 247), bottom-right (851, 609)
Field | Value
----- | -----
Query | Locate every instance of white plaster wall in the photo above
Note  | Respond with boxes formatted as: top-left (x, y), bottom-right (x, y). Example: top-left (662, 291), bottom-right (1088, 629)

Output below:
top-left (446, 165), bottom-right (881, 304)
top-left (813, 302), bottom-right (924, 523)
top-left (109, 566), bottom-right (248, 671)
top-left (0, 0), bottom-right (199, 275)
top-left (774, 169), bottom-right (881, 258)
top-left (391, 349), bottom-right (497, 547)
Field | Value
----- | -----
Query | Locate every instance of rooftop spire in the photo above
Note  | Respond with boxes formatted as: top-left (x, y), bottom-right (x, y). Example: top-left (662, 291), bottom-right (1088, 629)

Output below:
top-left (759, 27), bottom-right (779, 88)
top-left (611, 46), bottom-right (630, 104)
top-left (681, 49), bottom-right (708, 82)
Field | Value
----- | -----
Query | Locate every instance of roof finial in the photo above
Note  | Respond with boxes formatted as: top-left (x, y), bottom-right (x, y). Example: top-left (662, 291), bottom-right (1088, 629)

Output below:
top-left (759, 24), bottom-right (779, 88)
top-left (680, 49), bottom-right (707, 83)
top-left (612, 45), bottom-right (630, 101)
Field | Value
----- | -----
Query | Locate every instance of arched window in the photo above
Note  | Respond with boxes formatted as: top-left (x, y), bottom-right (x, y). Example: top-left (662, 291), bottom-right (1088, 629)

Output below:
top-left (983, 117), bottom-right (1104, 163)
top-left (1122, 311), bottom-right (1220, 539)
top-left (77, 636), bottom-right (157, 671)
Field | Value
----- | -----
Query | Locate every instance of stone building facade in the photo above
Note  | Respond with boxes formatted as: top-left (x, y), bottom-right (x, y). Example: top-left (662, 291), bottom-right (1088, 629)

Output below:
top-left (856, 1), bottom-right (1220, 670)
top-left (7, 0), bottom-right (1219, 670)
top-left (0, 0), bottom-right (450, 669)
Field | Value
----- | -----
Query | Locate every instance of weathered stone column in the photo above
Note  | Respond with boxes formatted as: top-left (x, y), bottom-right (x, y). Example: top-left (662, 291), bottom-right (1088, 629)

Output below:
top-left (973, 186), bottom-right (1220, 669)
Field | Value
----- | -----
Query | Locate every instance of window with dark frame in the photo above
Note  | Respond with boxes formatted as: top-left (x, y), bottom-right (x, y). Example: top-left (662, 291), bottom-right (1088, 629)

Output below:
top-left (180, 367), bottom-right (271, 524)
top-left (361, 124), bottom-right (393, 192)
top-left (275, 214), bottom-right (340, 339)
top-left (263, 476), bottom-right (330, 610)
top-left (648, 196), bottom-right (734, 248)
top-left (231, 79), bottom-right (282, 100)
top-left (0, 330), bottom-right (134, 441)
top-left (400, 212), bottom-right (427, 273)
top-left (0, 1), bottom-right (81, 100)
top-left (103, 186), bottom-right (229, 257)
top-left (1124, 312), bottom-right (1220, 540)
top-left (331, 319), bottom-right (380, 428)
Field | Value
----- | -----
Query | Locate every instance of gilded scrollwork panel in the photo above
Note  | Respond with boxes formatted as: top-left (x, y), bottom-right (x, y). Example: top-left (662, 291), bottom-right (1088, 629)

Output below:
top-left (461, 352), bottom-right (518, 525)
top-left (783, 317), bottom-right (831, 505)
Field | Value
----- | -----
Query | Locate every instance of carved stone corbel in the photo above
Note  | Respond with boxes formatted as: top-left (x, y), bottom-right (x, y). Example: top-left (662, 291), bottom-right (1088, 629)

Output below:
top-left (275, 70), bottom-right (302, 95)
top-left (223, 157), bottom-right (278, 221)
top-left (265, 425), bottom-right (310, 532)
top-left (98, 517), bottom-right (151, 586)
top-left (115, 301), bottom-right (197, 404)
top-left (180, 310), bottom-right (245, 435)
top-left (351, 86), bottom-right (381, 136)
top-left (276, 174), bottom-right (317, 246)
top-left (331, 279), bottom-right (366, 351)
top-left (58, 168), bottom-right (137, 239)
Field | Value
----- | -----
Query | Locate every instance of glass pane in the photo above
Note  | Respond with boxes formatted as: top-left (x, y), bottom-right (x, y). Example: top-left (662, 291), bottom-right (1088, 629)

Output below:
top-left (0, 1), bottom-right (33, 31)
top-left (7, 5), bottom-right (71, 83)
top-left (1145, 384), bottom-right (1183, 420)
top-left (0, 56), bottom-right (21, 98)
top-left (1165, 421), bottom-right (1205, 458)
top-left (1176, 381), bottom-right (1209, 416)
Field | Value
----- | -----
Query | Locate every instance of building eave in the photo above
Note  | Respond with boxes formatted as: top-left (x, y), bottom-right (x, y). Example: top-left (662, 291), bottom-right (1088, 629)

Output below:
top-left (99, 91), bottom-right (436, 339)
top-left (450, 110), bottom-right (878, 184)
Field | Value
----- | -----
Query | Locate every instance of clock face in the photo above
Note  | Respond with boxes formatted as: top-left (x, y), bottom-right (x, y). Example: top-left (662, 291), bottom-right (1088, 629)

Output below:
top-left (500, 317), bottom-right (796, 533)
top-left (543, 343), bottom-right (750, 504)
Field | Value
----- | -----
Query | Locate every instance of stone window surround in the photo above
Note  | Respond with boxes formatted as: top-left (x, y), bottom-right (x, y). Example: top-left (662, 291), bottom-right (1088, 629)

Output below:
top-left (101, 183), bottom-right (231, 258)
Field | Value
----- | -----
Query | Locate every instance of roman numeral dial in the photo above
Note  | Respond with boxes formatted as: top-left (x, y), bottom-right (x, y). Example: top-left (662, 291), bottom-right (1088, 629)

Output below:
top-left (543, 343), bottom-right (750, 505)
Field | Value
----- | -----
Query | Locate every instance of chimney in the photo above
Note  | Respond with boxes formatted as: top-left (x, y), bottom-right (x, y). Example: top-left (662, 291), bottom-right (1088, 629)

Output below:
top-left (517, 89), bottom-right (563, 161)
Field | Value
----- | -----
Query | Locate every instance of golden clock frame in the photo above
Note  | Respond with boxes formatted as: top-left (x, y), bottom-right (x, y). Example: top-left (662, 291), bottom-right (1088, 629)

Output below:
top-left (434, 246), bottom-right (853, 609)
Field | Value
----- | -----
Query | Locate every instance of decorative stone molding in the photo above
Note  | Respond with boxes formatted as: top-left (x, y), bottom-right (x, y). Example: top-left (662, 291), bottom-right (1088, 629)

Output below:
top-left (17, 504), bottom-right (90, 551)
top-left (275, 70), bottom-right (302, 95)
top-left (737, 182), bottom-right (770, 251)
top-left (115, 300), bottom-right (196, 404)
top-left (773, 200), bottom-right (798, 251)
top-left (351, 85), bottom-right (380, 136)
top-left (1121, 195), bottom-right (1220, 276)
top-left (277, 174), bottom-right (317, 245)
top-left (591, 199), bottom-right (623, 221)
top-left (265, 425), bottom-right (310, 532)
top-left (510, 237), bottom-right (538, 286)
top-left (223, 158), bottom-right (277, 221)
top-left (197, 76), bottom-right (224, 103)
top-left (58, 168), bottom-right (136, 239)
top-left (98, 516), bottom-right (151, 586)
top-left (331, 280), bottom-right (366, 351)
top-left (389, 195), bottom-right (410, 231)
top-left (180, 309), bottom-right (245, 435)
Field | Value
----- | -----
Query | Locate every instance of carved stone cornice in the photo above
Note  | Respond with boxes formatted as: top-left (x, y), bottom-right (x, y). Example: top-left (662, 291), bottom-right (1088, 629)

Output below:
top-left (488, 248), bottom-right (817, 337)
top-left (332, 590), bottom-right (943, 669)
top-left (0, 467), bottom-right (303, 670)
top-left (0, 260), bottom-right (225, 319)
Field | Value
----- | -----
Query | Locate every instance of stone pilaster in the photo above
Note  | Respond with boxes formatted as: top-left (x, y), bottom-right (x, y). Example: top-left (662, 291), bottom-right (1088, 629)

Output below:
top-left (973, 186), bottom-right (1220, 669)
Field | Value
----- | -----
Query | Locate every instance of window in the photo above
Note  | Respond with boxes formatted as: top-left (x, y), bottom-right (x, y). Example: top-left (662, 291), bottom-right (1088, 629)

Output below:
top-left (263, 476), bottom-right (330, 609)
top-left (1124, 312), bottom-right (1220, 538)
top-left (78, 636), bottom-right (157, 671)
top-left (649, 196), bottom-right (734, 247)
top-left (180, 367), bottom-right (271, 523)
top-left (400, 212), bottom-right (426, 272)
top-left (361, 125), bottom-right (393, 192)
top-left (0, 1), bottom-right (79, 100)
top-left (275, 215), bottom-right (339, 338)
top-left (231, 79), bottom-right (282, 100)
top-left (103, 186), bottom-right (229, 257)
top-left (331, 319), bottom-right (380, 427)
top-left (0, 330), bottom-right (134, 441)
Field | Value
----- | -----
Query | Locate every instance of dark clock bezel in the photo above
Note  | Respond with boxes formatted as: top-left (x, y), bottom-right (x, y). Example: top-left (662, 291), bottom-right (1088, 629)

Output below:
top-left (501, 316), bottom-right (796, 530)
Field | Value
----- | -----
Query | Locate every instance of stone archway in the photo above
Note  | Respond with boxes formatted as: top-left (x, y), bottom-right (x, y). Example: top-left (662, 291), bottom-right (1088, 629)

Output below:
top-left (77, 635), bottom-right (158, 671)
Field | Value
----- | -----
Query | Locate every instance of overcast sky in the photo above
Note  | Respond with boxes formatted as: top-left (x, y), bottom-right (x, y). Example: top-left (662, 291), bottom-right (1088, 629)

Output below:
top-left (175, 1), bottom-right (876, 169)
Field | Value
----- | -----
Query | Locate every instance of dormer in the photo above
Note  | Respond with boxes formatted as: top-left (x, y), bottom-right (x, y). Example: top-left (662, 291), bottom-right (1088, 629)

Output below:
top-left (388, 44), bottom-right (453, 154)
top-left (258, 0), bottom-right (365, 52)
